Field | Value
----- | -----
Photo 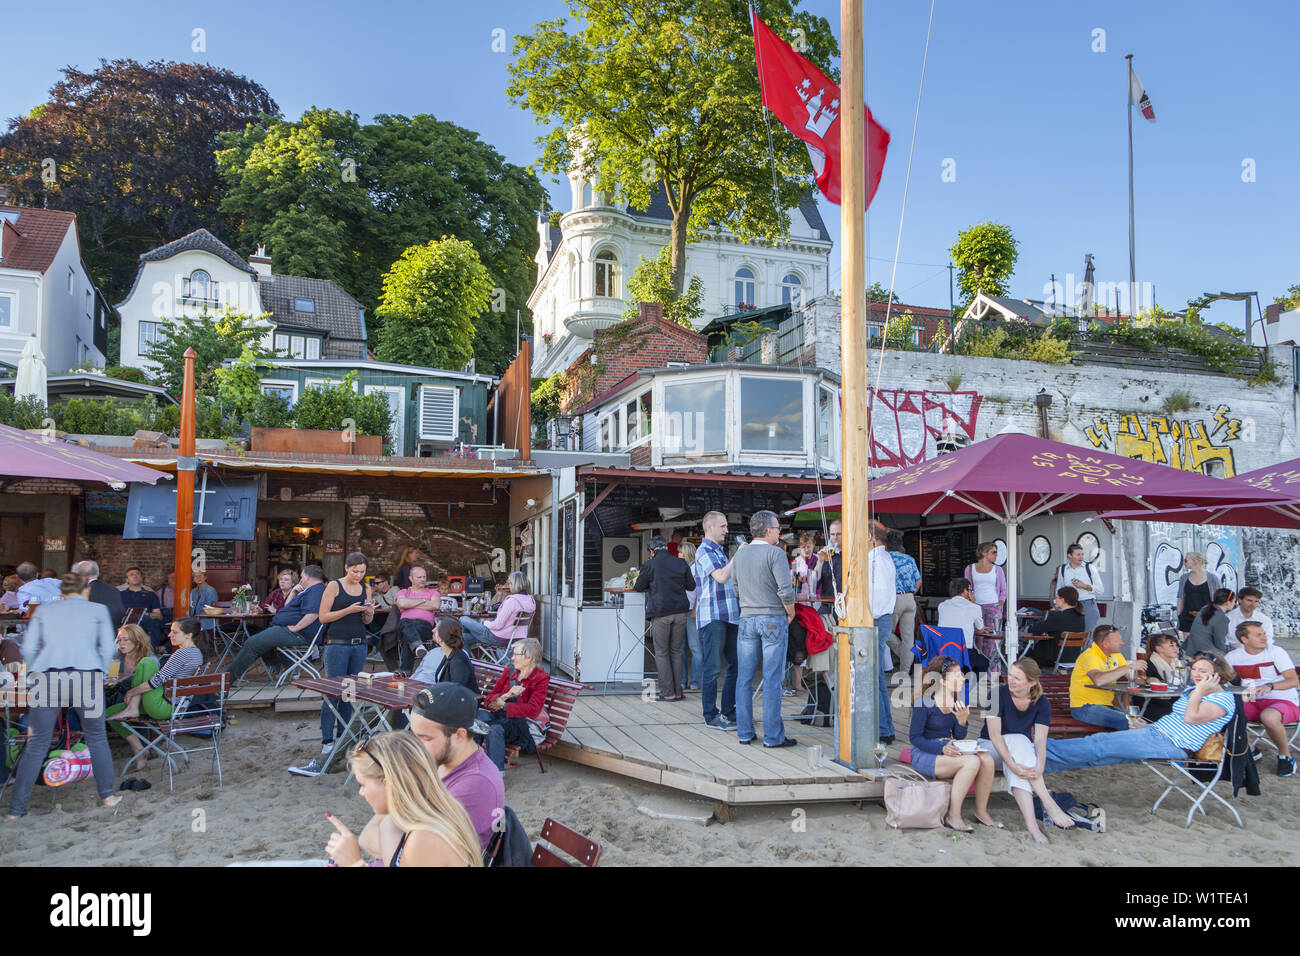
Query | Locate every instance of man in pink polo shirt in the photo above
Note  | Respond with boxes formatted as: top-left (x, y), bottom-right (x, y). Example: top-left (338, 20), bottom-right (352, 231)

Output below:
top-left (394, 565), bottom-right (440, 671)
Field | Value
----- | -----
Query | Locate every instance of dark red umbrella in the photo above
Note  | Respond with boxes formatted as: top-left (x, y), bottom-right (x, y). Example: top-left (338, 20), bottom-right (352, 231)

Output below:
top-left (0, 423), bottom-right (164, 486)
top-left (1098, 457), bottom-right (1300, 529)
top-left (791, 433), bottom-right (1289, 655)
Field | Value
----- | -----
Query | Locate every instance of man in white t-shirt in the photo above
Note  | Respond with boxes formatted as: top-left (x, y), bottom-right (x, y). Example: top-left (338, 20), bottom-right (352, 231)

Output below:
top-left (1226, 620), bottom-right (1298, 777)
top-left (1055, 545), bottom-right (1102, 636)
top-left (937, 577), bottom-right (989, 651)
top-left (1225, 587), bottom-right (1275, 647)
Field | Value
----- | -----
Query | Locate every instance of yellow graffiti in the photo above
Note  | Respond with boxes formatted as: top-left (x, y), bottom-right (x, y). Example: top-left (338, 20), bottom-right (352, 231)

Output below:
top-left (1091, 408), bottom-right (1240, 478)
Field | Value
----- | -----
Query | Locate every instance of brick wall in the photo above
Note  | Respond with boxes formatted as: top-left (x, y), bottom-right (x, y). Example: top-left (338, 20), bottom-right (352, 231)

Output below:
top-left (80, 536), bottom-right (174, 588)
top-left (566, 308), bottom-right (708, 410)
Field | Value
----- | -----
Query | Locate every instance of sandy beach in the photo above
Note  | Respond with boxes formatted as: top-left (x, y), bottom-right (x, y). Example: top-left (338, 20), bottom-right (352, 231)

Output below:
top-left (4, 644), bottom-right (1299, 867)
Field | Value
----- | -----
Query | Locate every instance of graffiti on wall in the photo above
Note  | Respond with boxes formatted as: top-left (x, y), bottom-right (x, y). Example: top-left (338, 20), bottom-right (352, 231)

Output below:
top-left (1084, 404), bottom-right (1247, 477)
top-left (868, 389), bottom-right (983, 469)
top-left (1149, 534), bottom-right (1241, 607)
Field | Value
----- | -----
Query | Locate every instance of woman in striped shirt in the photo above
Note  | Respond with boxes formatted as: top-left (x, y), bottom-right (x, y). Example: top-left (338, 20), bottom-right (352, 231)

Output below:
top-left (110, 617), bottom-right (205, 767)
top-left (1045, 652), bottom-right (1237, 771)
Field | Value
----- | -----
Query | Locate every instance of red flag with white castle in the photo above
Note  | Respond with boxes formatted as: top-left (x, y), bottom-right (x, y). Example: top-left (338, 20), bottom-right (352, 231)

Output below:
top-left (1129, 67), bottom-right (1156, 122)
top-left (751, 9), bottom-right (890, 207)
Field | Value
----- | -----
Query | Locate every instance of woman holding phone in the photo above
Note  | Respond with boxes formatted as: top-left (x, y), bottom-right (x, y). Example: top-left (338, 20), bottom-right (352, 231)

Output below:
top-left (289, 552), bottom-right (373, 777)
top-left (907, 656), bottom-right (996, 832)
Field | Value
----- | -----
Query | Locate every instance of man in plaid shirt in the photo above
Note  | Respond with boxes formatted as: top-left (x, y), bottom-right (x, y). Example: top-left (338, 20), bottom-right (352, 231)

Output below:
top-left (694, 511), bottom-right (742, 730)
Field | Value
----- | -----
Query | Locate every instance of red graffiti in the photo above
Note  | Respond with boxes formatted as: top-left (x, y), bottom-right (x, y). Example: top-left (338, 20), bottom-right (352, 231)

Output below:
top-left (866, 389), bottom-right (982, 469)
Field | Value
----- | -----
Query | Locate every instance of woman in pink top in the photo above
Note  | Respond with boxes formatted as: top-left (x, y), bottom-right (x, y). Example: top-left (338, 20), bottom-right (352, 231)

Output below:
top-left (459, 572), bottom-right (536, 651)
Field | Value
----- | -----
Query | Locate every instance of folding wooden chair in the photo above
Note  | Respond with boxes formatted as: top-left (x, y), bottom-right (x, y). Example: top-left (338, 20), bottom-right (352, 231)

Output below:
top-left (115, 672), bottom-right (229, 792)
top-left (1142, 700), bottom-right (1244, 828)
top-left (121, 607), bottom-right (147, 627)
top-left (471, 609), bottom-right (534, 666)
top-left (1053, 632), bottom-right (1090, 672)
top-left (274, 621), bottom-right (326, 688)
top-left (529, 817), bottom-right (602, 867)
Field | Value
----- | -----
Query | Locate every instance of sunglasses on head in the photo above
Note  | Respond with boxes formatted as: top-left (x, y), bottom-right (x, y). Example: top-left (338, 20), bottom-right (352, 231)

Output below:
top-left (352, 733), bottom-right (384, 776)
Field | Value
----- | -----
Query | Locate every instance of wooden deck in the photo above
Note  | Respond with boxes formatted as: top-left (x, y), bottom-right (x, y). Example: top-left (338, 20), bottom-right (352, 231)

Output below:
top-left (552, 693), bottom-right (884, 807)
top-left (226, 684), bottom-right (322, 712)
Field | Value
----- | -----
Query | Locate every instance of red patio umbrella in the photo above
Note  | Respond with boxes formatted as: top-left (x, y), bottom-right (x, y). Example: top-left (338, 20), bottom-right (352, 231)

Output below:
top-left (1098, 457), bottom-right (1300, 529)
top-left (0, 423), bottom-right (165, 486)
top-left (791, 433), bottom-right (1290, 657)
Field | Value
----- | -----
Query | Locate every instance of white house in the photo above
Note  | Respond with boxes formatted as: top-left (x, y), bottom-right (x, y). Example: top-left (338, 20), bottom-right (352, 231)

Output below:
top-left (0, 204), bottom-right (109, 373)
top-left (528, 170), bottom-right (833, 378)
top-left (117, 229), bottom-right (368, 373)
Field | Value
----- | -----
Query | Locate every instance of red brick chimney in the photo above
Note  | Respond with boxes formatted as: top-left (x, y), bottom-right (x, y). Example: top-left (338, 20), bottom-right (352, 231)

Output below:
top-left (638, 302), bottom-right (663, 322)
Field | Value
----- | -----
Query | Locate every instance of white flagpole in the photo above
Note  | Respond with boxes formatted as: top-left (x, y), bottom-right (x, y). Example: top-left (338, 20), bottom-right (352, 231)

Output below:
top-left (1127, 54), bottom-right (1136, 316)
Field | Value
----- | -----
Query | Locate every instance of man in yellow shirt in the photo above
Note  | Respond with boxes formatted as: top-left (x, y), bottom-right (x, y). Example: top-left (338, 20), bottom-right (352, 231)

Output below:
top-left (1070, 625), bottom-right (1145, 730)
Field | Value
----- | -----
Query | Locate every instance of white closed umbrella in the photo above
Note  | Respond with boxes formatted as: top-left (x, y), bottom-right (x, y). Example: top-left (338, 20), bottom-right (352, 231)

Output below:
top-left (14, 334), bottom-right (46, 406)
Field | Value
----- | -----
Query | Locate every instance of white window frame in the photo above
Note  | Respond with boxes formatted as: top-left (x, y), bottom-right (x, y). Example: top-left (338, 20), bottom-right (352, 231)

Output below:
top-left (0, 290), bottom-right (15, 329)
top-left (304, 376), bottom-right (358, 394)
top-left (305, 337), bottom-right (321, 360)
top-left (655, 373), bottom-right (729, 462)
top-left (816, 383), bottom-right (841, 469)
top-left (259, 379), bottom-right (300, 406)
top-left (364, 383), bottom-right (406, 455)
top-left (417, 384), bottom-right (460, 441)
top-left (139, 320), bottom-right (161, 354)
top-left (593, 249), bottom-right (619, 299)
top-left (734, 267), bottom-right (756, 308)
top-left (738, 373), bottom-right (808, 457)
top-left (780, 272), bottom-right (804, 308)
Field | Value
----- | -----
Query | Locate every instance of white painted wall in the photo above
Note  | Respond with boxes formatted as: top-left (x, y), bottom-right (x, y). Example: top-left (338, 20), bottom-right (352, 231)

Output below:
top-left (118, 249), bottom-right (272, 372)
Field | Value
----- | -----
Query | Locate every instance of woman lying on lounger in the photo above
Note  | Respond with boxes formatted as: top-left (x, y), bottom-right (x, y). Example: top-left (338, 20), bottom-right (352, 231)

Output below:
top-left (1044, 652), bottom-right (1237, 772)
top-left (323, 731), bottom-right (483, 867)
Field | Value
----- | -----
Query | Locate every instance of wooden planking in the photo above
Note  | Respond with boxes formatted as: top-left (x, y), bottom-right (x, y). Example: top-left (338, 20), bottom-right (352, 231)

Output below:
top-left (591, 722), bottom-right (667, 769)
top-left (666, 722), bottom-right (789, 786)
top-left (564, 723), bottom-right (615, 754)
top-left (637, 721), bottom-right (752, 786)
top-left (616, 721), bottom-right (712, 777)
top-left (725, 778), bottom-right (883, 804)
top-left (574, 696), bottom-right (629, 728)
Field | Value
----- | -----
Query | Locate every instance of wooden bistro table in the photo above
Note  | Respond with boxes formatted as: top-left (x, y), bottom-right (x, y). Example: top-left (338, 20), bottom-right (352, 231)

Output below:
top-left (291, 673), bottom-right (429, 776)
top-left (1089, 679), bottom-right (1251, 719)
top-left (199, 611), bottom-right (271, 672)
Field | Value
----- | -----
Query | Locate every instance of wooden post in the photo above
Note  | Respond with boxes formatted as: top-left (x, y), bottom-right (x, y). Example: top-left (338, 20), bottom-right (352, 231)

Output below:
top-left (837, 0), bottom-right (877, 768)
top-left (173, 347), bottom-right (196, 621)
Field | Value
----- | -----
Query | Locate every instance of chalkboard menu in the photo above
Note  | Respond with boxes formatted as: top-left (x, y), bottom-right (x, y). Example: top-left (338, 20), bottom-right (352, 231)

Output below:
top-left (195, 539), bottom-right (238, 567)
top-left (919, 525), bottom-right (979, 597)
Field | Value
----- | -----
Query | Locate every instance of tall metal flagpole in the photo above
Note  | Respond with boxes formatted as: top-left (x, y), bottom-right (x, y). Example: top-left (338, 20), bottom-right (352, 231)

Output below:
top-left (837, 0), bottom-right (878, 771)
top-left (1126, 54), bottom-right (1136, 316)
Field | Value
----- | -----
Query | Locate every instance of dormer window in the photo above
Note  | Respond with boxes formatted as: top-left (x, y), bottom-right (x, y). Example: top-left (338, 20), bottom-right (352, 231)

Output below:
top-left (274, 333), bottom-right (321, 360)
top-left (293, 297), bottom-right (316, 313)
top-left (183, 270), bottom-right (216, 301)
top-left (594, 250), bottom-right (618, 298)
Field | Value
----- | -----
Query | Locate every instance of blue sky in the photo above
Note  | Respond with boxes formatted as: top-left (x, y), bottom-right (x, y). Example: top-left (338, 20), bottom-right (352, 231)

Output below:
top-left (4, 0), bottom-right (1296, 329)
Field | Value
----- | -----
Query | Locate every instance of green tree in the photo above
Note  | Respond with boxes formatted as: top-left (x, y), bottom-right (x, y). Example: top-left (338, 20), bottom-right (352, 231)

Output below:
top-left (620, 247), bottom-right (704, 328)
top-left (216, 109), bottom-right (544, 372)
top-left (291, 373), bottom-right (392, 438)
top-left (507, 0), bottom-right (838, 295)
top-left (884, 310), bottom-right (915, 349)
top-left (1277, 284), bottom-right (1300, 311)
top-left (949, 222), bottom-right (1019, 305)
top-left (143, 309), bottom-right (274, 396)
top-left (374, 238), bottom-right (492, 372)
top-left (530, 373), bottom-right (570, 430)
top-left (0, 59), bottom-right (277, 301)
top-left (866, 281), bottom-right (894, 302)
top-left (215, 346), bottom-right (267, 417)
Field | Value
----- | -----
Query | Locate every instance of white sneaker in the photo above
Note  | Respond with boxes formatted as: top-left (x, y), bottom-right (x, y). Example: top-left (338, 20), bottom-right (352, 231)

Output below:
top-left (414, 645), bottom-right (428, 661)
top-left (288, 756), bottom-right (327, 777)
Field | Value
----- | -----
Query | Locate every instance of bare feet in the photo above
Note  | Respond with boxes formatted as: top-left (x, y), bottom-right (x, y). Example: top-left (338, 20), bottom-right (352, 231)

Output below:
top-left (1027, 826), bottom-right (1049, 845)
top-left (974, 813), bottom-right (1005, 829)
top-left (1047, 810), bottom-right (1077, 829)
top-left (102, 794), bottom-right (123, 809)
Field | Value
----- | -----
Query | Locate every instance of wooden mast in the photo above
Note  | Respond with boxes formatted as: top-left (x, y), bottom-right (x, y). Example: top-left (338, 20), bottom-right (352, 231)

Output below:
top-left (837, 0), bottom-right (875, 766)
top-left (173, 347), bottom-right (196, 621)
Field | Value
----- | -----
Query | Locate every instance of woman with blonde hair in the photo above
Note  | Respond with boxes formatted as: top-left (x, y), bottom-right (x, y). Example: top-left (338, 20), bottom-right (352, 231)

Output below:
top-left (393, 546), bottom-right (425, 591)
top-left (977, 658), bottom-right (1077, 842)
top-left (324, 731), bottom-right (482, 867)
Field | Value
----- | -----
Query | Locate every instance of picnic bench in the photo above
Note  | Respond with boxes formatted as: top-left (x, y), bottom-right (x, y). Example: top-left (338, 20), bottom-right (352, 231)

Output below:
top-left (1039, 674), bottom-right (1112, 738)
top-left (471, 661), bottom-right (587, 772)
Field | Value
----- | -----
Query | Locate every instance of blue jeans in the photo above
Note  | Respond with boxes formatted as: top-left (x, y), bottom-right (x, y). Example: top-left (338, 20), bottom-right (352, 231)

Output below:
top-left (321, 643), bottom-right (368, 744)
top-left (476, 708), bottom-right (534, 771)
top-left (875, 614), bottom-right (896, 738)
top-left (8, 699), bottom-right (117, 816)
top-left (1072, 703), bottom-right (1129, 731)
top-left (736, 615), bottom-right (789, 746)
top-left (458, 616), bottom-right (493, 649)
top-left (1080, 599), bottom-right (1100, 637)
top-left (683, 616), bottom-right (703, 688)
top-left (229, 625), bottom-right (309, 682)
top-left (699, 620), bottom-right (738, 721)
top-left (1045, 725), bottom-right (1187, 772)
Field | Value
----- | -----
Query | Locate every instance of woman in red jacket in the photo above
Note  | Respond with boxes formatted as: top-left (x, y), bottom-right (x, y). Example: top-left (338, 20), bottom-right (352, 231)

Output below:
top-left (477, 637), bottom-right (550, 771)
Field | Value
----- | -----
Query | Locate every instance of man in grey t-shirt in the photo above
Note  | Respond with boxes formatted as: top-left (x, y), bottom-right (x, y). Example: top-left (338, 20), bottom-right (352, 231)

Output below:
top-left (731, 510), bottom-right (797, 748)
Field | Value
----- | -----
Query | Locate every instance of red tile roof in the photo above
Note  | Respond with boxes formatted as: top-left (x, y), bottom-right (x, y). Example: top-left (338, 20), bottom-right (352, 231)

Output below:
top-left (0, 205), bottom-right (76, 274)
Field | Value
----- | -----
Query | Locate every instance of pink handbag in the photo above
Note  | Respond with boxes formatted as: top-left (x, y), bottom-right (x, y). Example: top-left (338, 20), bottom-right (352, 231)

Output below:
top-left (884, 767), bottom-right (950, 829)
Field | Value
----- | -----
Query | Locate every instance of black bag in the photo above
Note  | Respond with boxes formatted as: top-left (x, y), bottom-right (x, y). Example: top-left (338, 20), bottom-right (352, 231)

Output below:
top-left (786, 618), bottom-right (808, 664)
top-left (798, 679), bottom-right (832, 727)
top-left (483, 806), bottom-right (533, 867)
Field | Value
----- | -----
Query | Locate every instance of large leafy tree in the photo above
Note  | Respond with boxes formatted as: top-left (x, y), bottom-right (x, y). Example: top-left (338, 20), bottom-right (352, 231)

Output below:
top-left (949, 222), bottom-right (1019, 306)
top-left (374, 238), bottom-right (492, 372)
top-left (507, 0), bottom-right (837, 295)
top-left (0, 59), bottom-right (277, 302)
top-left (217, 109), bottom-right (544, 372)
top-left (143, 309), bottom-right (274, 396)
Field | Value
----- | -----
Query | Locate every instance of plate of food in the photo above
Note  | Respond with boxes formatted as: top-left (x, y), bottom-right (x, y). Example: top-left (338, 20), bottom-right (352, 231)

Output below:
top-left (952, 740), bottom-right (979, 754)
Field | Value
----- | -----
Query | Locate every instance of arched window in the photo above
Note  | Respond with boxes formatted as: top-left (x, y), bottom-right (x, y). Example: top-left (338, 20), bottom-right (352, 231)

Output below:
top-left (594, 250), bottom-right (618, 298)
top-left (187, 269), bottom-right (212, 300)
top-left (582, 181), bottom-right (594, 209)
top-left (734, 267), bottom-right (756, 308)
top-left (780, 272), bottom-right (803, 307)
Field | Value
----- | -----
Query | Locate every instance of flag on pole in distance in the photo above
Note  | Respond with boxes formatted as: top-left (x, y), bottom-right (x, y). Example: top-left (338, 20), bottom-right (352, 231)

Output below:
top-left (1129, 68), bottom-right (1156, 122)
top-left (751, 10), bottom-right (890, 208)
